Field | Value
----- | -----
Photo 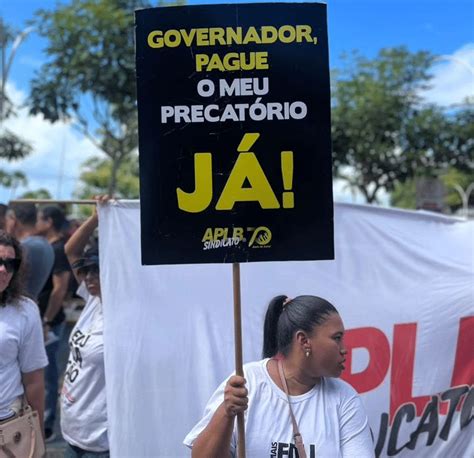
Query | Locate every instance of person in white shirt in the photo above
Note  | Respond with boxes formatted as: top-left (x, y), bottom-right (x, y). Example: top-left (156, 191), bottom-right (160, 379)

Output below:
top-left (185, 295), bottom-right (375, 458)
top-left (61, 197), bottom-right (109, 458)
top-left (0, 231), bottom-right (48, 428)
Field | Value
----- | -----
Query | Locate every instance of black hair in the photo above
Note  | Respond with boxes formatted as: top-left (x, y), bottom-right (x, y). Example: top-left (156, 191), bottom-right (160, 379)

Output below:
top-left (39, 205), bottom-right (66, 232)
top-left (9, 202), bottom-right (37, 226)
top-left (262, 295), bottom-right (338, 358)
top-left (0, 231), bottom-right (25, 306)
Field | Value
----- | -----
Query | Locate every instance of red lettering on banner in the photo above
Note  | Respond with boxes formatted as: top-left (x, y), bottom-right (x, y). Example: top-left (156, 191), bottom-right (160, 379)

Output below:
top-left (451, 316), bottom-right (474, 386)
top-left (341, 327), bottom-right (390, 393)
top-left (439, 316), bottom-right (474, 415)
top-left (341, 319), bottom-right (472, 427)
top-left (390, 323), bottom-right (431, 422)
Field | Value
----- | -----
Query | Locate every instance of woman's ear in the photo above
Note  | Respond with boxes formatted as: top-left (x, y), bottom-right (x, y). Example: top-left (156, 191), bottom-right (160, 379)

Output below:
top-left (295, 330), bottom-right (311, 348)
top-left (295, 330), bottom-right (313, 358)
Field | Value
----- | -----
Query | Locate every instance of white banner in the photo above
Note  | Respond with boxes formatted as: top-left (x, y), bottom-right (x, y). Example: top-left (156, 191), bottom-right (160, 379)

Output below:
top-left (98, 201), bottom-right (473, 457)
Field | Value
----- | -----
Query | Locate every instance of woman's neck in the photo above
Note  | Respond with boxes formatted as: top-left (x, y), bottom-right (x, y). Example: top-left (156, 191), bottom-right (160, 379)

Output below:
top-left (268, 357), bottom-right (319, 396)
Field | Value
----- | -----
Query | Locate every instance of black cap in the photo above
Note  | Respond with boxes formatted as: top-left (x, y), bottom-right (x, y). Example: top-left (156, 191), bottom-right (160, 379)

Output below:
top-left (71, 248), bottom-right (99, 270)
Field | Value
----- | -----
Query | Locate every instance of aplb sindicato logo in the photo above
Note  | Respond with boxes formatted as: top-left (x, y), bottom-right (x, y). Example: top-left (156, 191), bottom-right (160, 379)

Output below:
top-left (202, 226), bottom-right (272, 250)
top-left (247, 226), bottom-right (272, 248)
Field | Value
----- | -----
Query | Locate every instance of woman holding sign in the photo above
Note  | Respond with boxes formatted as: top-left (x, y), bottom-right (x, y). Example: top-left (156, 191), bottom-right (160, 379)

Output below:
top-left (184, 295), bottom-right (374, 457)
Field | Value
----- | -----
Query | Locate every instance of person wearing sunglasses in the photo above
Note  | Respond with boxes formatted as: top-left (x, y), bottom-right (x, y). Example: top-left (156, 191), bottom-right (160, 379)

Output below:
top-left (0, 231), bottom-right (48, 432)
top-left (61, 196), bottom-right (109, 458)
top-left (185, 295), bottom-right (374, 457)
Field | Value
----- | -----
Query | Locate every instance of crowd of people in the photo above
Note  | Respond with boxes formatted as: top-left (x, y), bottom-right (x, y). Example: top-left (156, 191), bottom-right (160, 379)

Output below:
top-left (0, 199), bottom-right (109, 457)
top-left (0, 199), bottom-right (374, 457)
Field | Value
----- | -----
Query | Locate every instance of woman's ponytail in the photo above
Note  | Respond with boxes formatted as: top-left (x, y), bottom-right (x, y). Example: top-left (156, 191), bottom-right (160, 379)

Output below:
top-left (262, 295), bottom-right (338, 358)
top-left (262, 295), bottom-right (287, 358)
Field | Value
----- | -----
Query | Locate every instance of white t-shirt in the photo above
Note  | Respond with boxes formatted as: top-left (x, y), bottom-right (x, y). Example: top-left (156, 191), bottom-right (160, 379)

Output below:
top-left (0, 297), bottom-right (48, 419)
top-left (184, 359), bottom-right (374, 458)
top-left (60, 292), bottom-right (108, 452)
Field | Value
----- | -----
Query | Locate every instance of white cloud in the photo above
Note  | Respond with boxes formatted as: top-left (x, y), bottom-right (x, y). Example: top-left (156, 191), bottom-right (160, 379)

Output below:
top-left (0, 82), bottom-right (102, 203)
top-left (423, 43), bottom-right (474, 106)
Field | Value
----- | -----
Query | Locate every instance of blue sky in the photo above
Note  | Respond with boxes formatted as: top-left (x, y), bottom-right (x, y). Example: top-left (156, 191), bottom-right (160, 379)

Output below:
top-left (1, 0), bottom-right (473, 203)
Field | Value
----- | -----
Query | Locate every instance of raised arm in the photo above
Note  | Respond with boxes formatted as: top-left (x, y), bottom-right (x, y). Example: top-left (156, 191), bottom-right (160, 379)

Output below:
top-left (65, 196), bottom-right (108, 283)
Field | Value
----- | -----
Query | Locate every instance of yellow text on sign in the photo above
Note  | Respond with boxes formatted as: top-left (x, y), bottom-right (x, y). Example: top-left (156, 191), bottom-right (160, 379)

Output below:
top-left (195, 52), bottom-right (269, 72)
top-left (202, 227), bottom-right (244, 242)
top-left (176, 134), bottom-right (295, 213)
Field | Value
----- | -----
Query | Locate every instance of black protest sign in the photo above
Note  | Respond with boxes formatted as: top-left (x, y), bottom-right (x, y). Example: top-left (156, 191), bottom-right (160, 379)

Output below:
top-left (136, 3), bottom-right (334, 265)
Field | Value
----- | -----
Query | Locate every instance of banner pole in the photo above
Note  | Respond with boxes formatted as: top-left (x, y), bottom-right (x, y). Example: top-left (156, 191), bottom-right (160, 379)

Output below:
top-left (9, 199), bottom-right (97, 205)
top-left (232, 262), bottom-right (246, 458)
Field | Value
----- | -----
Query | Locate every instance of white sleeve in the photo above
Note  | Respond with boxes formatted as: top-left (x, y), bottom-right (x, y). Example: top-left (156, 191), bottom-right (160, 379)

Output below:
top-left (19, 301), bottom-right (48, 373)
top-left (183, 376), bottom-right (236, 457)
top-left (339, 389), bottom-right (375, 457)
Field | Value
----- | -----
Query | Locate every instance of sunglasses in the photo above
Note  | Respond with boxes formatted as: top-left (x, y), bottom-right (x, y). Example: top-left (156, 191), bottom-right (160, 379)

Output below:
top-left (0, 258), bottom-right (21, 274)
top-left (77, 264), bottom-right (100, 277)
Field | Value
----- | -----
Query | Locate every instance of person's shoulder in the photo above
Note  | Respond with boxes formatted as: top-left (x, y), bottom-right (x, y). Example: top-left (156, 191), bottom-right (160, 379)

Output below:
top-left (243, 359), bottom-right (267, 373)
top-left (14, 296), bottom-right (41, 318)
top-left (22, 236), bottom-right (52, 251)
top-left (85, 294), bottom-right (101, 312)
top-left (51, 237), bottom-right (71, 271)
top-left (76, 294), bottom-right (101, 323)
top-left (17, 295), bottom-right (39, 309)
top-left (324, 377), bottom-right (359, 398)
top-left (52, 237), bottom-right (67, 251)
top-left (242, 358), bottom-right (269, 382)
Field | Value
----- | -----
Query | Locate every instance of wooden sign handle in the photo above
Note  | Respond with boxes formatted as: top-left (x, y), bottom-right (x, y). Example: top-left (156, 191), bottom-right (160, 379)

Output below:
top-left (232, 263), bottom-right (246, 458)
top-left (9, 199), bottom-right (97, 204)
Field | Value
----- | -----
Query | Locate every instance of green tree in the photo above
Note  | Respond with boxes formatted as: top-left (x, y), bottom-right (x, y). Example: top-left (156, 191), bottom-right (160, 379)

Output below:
top-left (0, 170), bottom-right (27, 197)
top-left (442, 169), bottom-right (474, 211)
top-left (28, 0), bottom-right (186, 196)
top-left (75, 154), bottom-right (140, 199)
top-left (391, 168), bottom-right (474, 212)
top-left (331, 47), bottom-right (472, 204)
top-left (390, 178), bottom-right (416, 209)
top-left (403, 102), bottom-right (473, 173)
top-left (18, 188), bottom-right (53, 200)
top-left (28, 0), bottom-right (149, 196)
top-left (0, 130), bottom-right (32, 161)
top-left (1, 18), bottom-right (32, 190)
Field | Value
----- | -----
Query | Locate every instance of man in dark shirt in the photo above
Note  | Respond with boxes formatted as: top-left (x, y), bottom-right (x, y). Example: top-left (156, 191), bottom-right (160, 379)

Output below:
top-left (36, 205), bottom-right (72, 441)
top-left (5, 202), bottom-right (54, 301)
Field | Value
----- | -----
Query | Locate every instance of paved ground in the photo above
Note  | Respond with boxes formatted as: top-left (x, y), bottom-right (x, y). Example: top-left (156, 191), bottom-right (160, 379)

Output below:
top-left (45, 416), bottom-right (67, 457)
top-left (47, 444), bottom-right (67, 458)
